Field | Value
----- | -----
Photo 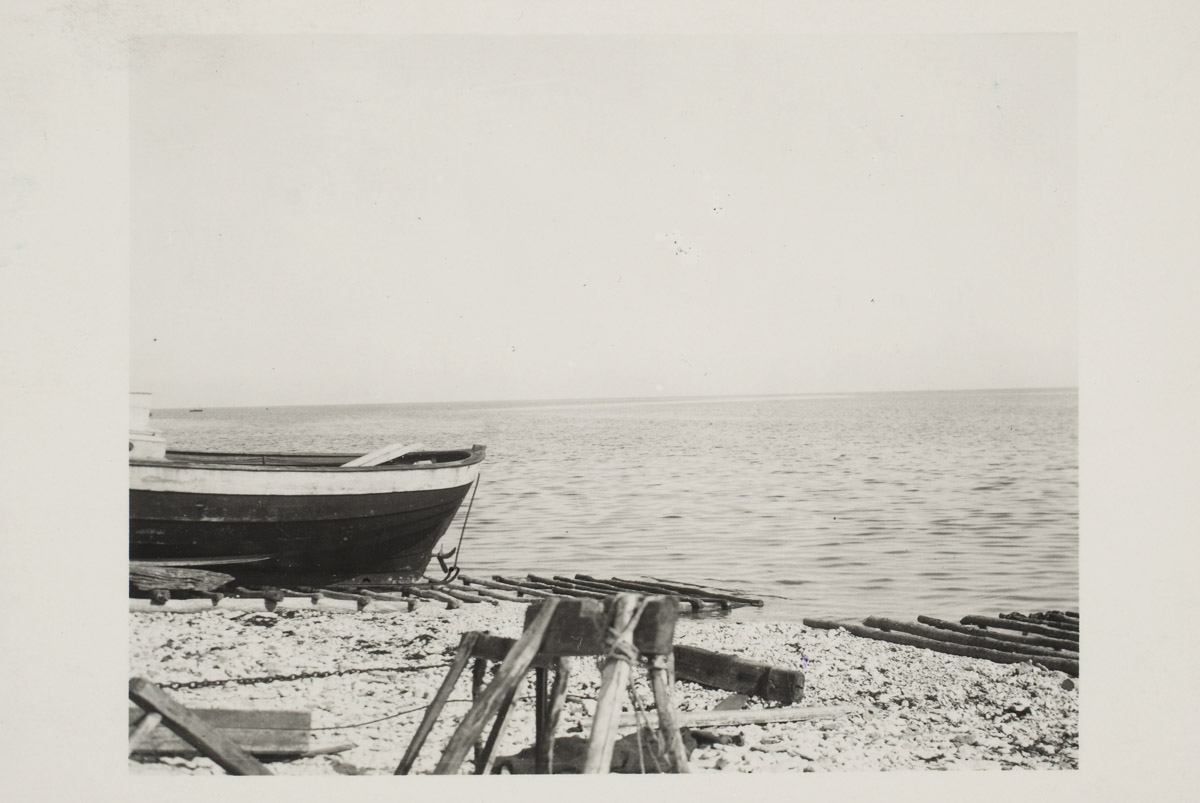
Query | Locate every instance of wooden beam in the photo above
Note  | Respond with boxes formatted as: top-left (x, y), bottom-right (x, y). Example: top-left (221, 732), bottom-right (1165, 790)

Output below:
top-left (433, 599), bottom-right (563, 774)
top-left (395, 631), bottom-right (480, 775)
top-left (128, 678), bottom-right (272, 775)
top-left (672, 644), bottom-right (804, 705)
top-left (615, 704), bottom-right (857, 729)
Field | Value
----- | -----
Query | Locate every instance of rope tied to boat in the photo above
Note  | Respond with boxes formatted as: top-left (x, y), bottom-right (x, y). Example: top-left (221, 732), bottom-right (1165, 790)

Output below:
top-left (436, 473), bottom-right (481, 584)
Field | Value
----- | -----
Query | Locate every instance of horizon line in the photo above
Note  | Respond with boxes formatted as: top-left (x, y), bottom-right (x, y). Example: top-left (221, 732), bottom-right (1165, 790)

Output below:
top-left (147, 385), bottom-right (1079, 412)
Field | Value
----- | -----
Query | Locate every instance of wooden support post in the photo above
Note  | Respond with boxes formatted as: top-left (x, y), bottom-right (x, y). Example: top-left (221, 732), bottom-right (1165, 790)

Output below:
top-left (544, 657), bottom-right (572, 774)
top-left (583, 593), bottom-right (641, 774)
top-left (128, 678), bottom-right (271, 775)
top-left (533, 666), bottom-right (549, 774)
top-left (649, 655), bottom-right (691, 773)
top-left (433, 598), bottom-right (562, 774)
top-left (395, 631), bottom-right (480, 775)
top-left (476, 684), bottom-right (521, 775)
top-left (471, 658), bottom-right (488, 772)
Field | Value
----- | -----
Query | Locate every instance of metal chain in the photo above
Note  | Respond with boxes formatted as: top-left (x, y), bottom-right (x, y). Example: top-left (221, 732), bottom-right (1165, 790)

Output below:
top-left (161, 661), bottom-right (451, 691)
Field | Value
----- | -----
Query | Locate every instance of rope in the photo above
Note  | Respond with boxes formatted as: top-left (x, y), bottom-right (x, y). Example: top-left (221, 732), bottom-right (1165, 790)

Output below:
top-left (438, 473), bottom-right (480, 583)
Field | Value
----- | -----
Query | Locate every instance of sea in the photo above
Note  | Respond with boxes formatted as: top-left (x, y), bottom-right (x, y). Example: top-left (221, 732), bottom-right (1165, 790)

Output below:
top-left (151, 388), bottom-right (1078, 624)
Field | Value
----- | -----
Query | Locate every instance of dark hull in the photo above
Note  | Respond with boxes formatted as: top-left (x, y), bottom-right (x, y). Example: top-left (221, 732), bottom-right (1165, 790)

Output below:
top-left (129, 483), bottom-right (473, 585)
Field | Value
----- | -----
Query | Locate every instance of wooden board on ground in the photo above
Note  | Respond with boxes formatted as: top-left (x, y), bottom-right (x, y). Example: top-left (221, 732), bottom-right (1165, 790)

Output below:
top-left (127, 704), bottom-right (350, 758)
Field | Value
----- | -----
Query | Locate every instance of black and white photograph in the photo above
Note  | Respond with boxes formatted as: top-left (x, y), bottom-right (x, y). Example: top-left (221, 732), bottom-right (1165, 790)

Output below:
top-left (3, 1), bottom-right (1197, 800)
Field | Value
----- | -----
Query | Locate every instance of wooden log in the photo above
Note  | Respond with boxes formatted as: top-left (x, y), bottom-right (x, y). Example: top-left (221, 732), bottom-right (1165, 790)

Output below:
top-left (614, 704), bottom-right (857, 729)
top-left (128, 678), bottom-right (272, 775)
top-left (458, 584), bottom-right (531, 603)
top-left (584, 594), bottom-right (640, 774)
top-left (495, 575), bottom-right (608, 599)
top-left (459, 575), bottom-right (554, 598)
top-left (552, 575), bottom-right (714, 612)
top-left (572, 575), bottom-right (726, 610)
top-left (395, 631), bottom-right (480, 775)
top-left (803, 619), bottom-right (1079, 676)
top-left (433, 599), bottom-right (563, 774)
top-left (649, 655), bottom-right (690, 773)
top-left (584, 575), bottom-right (763, 607)
top-left (1000, 612), bottom-right (1079, 633)
top-left (961, 614), bottom-right (1080, 643)
top-left (130, 565), bottom-right (234, 592)
top-left (863, 617), bottom-right (1079, 659)
top-left (672, 644), bottom-right (804, 705)
top-left (916, 615), bottom-right (1079, 652)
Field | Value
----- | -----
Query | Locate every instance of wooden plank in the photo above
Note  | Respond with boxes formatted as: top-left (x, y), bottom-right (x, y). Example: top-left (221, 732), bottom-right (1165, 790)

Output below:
top-left (341, 442), bottom-right (422, 467)
top-left (434, 599), bottom-right (563, 774)
top-left (129, 565), bottom-right (234, 592)
top-left (128, 705), bottom-right (309, 730)
top-left (128, 678), bottom-right (272, 775)
top-left (522, 596), bottom-right (678, 657)
top-left (961, 614), bottom-right (1080, 643)
top-left (804, 619), bottom-right (1079, 676)
top-left (615, 705), bottom-right (857, 729)
top-left (917, 616), bottom-right (1078, 652)
top-left (863, 617), bottom-right (1079, 659)
top-left (127, 701), bottom-right (312, 756)
top-left (672, 644), bottom-right (804, 705)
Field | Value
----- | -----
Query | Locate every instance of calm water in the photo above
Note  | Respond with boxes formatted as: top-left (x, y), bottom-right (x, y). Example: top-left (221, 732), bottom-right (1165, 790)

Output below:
top-left (150, 389), bottom-right (1078, 623)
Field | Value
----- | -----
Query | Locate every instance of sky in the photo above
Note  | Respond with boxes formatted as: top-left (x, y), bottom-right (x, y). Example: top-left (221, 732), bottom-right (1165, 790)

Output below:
top-left (130, 34), bottom-right (1076, 408)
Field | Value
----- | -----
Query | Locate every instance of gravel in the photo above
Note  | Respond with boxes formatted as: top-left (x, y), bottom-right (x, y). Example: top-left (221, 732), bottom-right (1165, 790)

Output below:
top-left (127, 600), bottom-right (1078, 775)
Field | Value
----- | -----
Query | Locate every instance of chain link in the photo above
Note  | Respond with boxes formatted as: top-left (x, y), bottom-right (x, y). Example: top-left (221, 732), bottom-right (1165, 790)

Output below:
top-left (161, 662), bottom-right (450, 691)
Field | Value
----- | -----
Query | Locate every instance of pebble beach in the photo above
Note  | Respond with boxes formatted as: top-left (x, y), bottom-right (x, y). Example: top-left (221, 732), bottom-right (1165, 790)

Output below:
top-left (128, 598), bottom-right (1078, 775)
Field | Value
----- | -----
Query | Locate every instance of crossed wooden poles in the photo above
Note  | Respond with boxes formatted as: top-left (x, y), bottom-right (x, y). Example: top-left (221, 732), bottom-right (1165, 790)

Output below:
top-left (396, 593), bottom-right (691, 774)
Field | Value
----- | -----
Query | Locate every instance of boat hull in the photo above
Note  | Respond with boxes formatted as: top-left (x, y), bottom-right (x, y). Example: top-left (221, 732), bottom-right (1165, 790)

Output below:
top-left (129, 445), bottom-right (484, 585)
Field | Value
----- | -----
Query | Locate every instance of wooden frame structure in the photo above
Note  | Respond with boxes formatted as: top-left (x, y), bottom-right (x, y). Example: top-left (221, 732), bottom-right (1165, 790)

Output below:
top-left (395, 593), bottom-right (691, 774)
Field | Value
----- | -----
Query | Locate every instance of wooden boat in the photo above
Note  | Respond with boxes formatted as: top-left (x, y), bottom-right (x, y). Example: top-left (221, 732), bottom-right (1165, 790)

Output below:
top-left (128, 395), bottom-right (485, 585)
top-left (130, 444), bottom-right (485, 585)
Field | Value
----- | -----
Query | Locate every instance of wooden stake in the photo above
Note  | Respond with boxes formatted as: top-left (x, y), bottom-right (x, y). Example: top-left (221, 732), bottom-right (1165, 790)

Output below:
top-left (433, 598), bottom-right (562, 774)
top-left (128, 678), bottom-right (271, 775)
top-left (583, 593), bottom-right (641, 774)
top-left (471, 658), bottom-right (488, 772)
top-left (394, 631), bottom-right (480, 775)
